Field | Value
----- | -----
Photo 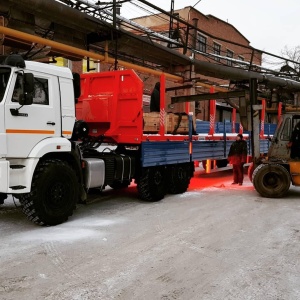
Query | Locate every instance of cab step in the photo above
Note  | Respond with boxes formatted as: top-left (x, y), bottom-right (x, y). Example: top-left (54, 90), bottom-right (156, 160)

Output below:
top-left (10, 185), bottom-right (26, 190)
top-left (10, 165), bottom-right (25, 169)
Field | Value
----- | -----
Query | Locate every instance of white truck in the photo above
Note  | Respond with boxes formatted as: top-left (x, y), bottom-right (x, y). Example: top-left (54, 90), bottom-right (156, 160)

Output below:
top-left (0, 55), bottom-right (82, 225)
top-left (0, 54), bottom-right (196, 225)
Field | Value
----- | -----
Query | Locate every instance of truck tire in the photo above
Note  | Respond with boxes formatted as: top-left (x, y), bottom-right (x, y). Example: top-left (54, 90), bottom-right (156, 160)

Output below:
top-left (109, 180), bottom-right (131, 189)
top-left (19, 159), bottom-right (78, 225)
top-left (137, 167), bottom-right (166, 201)
top-left (252, 163), bottom-right (291, 198)
top-left (216, 159), bottom-right (228, 168)
top-left (0, 193), bottom-right (7, 205)
top-left (168, 164), bottom-right (191, 194)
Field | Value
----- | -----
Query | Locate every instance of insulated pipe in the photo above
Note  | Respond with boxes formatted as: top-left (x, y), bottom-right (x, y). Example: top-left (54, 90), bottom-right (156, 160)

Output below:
top-left (193, 59), bottom-right (300, 91)
top-left (1, 0), bottom-right (96, 33)
top-left (0, 26), bottom-right (183, 82)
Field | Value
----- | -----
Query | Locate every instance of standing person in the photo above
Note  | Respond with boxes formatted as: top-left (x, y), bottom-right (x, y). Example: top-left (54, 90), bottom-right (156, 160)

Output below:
top-left (288, 121), bottom-right (300, 159)
top-left (228, 134), bottom-right (248, 185)
top-left (150, 82), bottom-right (160, 112)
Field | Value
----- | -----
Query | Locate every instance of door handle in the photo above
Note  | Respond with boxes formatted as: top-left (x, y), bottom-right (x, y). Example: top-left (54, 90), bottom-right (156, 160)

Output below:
top-left (47, 121), bottom-right (56, 126)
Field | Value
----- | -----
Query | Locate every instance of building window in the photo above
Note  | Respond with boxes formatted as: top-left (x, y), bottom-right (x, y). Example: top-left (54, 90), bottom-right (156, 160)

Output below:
top-left (198, 34), bottom-right (207, 53)
top-left (227, 50), bottom-right (234, 66)
top-left (213, 42), bottom-right (221, 61)
top-left (238, 55), bottom-right (244, 61)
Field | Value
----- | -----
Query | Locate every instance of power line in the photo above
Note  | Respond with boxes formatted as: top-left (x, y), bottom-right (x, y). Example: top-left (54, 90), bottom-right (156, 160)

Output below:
top-left (193, 0), bottom-right (202, 8)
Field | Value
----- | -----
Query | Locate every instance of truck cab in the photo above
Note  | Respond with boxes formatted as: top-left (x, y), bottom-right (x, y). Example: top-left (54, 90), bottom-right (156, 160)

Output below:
top-left (268, 113), bottom-right (300, 161)
top-left (0, 55), bottom-right (75, 195)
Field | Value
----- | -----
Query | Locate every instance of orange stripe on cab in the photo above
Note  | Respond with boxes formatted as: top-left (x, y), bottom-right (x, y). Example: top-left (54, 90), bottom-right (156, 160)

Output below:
top-left (62, 131), bottom-right (72, 135)
top-left (6, 129), bottom-right (55, 134)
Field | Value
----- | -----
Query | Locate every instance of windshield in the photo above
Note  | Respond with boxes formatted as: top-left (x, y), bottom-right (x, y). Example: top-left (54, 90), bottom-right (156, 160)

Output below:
top-left (0, 68), bottom-right (12, 103)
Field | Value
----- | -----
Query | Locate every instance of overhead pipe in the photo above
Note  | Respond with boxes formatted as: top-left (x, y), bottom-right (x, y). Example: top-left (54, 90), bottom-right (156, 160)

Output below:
top-left (192, 59), bottom-right (300, 91)
top-left (0, 26), bottom-right (183, 82)
top-left (2, 0), bottom-right (300, 68)
top-left (1, 26), bottom-right (300, 92)
top-left (1, 0), bottom-right (97, 33)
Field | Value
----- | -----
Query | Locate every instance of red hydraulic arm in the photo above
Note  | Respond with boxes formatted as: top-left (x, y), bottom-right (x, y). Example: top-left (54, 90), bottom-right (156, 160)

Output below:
top-left (76, 69), bottom-right (144, 144)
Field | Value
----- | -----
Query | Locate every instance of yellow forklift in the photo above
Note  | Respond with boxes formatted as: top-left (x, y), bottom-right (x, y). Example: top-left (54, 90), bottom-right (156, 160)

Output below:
top-left (253, 112), bottom-right (300, 197)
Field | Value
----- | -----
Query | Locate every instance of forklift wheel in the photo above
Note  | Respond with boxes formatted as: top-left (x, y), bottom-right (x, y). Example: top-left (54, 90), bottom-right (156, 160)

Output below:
top-left (252, 163), bottom-right (290, 198)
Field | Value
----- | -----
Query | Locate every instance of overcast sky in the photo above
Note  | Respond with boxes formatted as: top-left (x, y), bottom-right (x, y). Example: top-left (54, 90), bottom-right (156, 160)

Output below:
top-left (121, 0), bottom-right (300, 57)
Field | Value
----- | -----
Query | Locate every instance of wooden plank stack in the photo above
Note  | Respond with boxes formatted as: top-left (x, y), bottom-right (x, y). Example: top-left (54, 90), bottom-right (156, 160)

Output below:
top-left (143, 112), bottom-right (189, 134)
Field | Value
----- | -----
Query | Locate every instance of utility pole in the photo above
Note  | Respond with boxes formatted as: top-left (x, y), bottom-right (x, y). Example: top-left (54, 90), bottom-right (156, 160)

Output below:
top-left (168, 0), bottom-right (175, 47)
top-left (249, 78), bottom-right (261, 168)
top-left (113, 0), bottom-right (118, 70)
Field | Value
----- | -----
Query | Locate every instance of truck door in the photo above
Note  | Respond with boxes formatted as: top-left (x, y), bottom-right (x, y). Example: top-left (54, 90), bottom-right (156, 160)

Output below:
top-left (0, 68), bottom-right (11, 157)
top-left (268, 117), bottom-right (291, 160)
top-left (5, 72), bottom-right (61, 158)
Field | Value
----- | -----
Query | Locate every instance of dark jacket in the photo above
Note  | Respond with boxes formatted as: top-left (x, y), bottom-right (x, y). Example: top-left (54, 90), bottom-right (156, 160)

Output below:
top-left (150, 82), bottom-right (160, 112)
top-left (228, 140), bottom-right (248, 164)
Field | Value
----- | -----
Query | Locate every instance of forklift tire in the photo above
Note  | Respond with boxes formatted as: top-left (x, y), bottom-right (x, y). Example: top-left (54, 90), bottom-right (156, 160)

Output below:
top-left (137, 167), bottom-right (166, 201)
top-left (19, 159), bottom-right (78, 226)
top-left (252, 163), bottom-right (291, 198)
top-left (168, 164), bottom-right (191, 194)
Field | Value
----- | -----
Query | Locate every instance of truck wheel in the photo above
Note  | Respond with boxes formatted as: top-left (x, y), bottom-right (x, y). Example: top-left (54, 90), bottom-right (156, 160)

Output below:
top-left (253, 164), bottom-right (290, 198)
top-left (109, 180), bottom-right (131, 189)
top-left (168, 164), bottom-right (191, 194)
top-left (137, 167), bottom-right (166, 201)
top-left (19, 159), bottom-right (78, 226)
top-left (0, 193), bottom-right (7, 205)
top-left (216, 159), bottom-right (228, 168)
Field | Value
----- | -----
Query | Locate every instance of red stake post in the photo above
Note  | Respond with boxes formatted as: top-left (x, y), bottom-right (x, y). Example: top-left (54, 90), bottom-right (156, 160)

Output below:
top-left (159, 73), bottom-right (166, 136)
top-left (208, 86), bottom-right (216, 135)
top-left (260, 99), bottom-right (266, 138)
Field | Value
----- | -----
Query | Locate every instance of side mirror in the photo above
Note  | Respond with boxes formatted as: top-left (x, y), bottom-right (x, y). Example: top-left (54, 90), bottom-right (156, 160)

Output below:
top-left (19, 73), bottom-right (34, 106)
top-left (19, 93), bottom-right (33, 106)
top-left (24, 73), bottom-right (34, 94)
